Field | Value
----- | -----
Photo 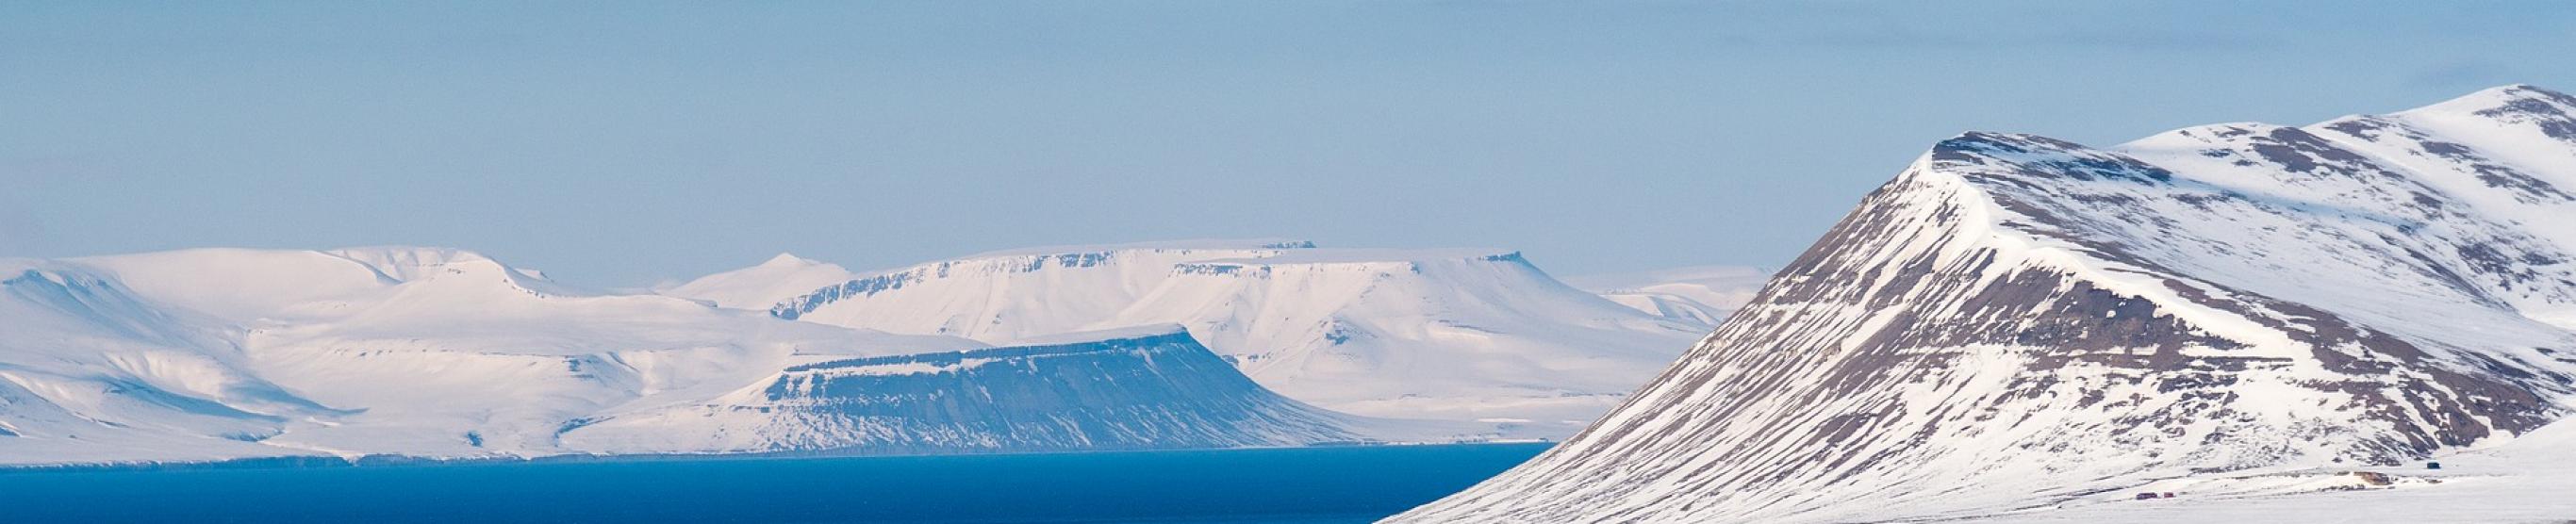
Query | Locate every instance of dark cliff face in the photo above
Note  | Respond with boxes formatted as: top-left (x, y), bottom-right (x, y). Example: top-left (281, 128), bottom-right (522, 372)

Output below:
top-left (1395, 86), bottom-right (2576, 523)
top-left (562, 332), bottom-right (1364, 454)
top-left (767, 252), bottom-right (1141, 319)
top-left (756, 333), bottom-right (1360, 451)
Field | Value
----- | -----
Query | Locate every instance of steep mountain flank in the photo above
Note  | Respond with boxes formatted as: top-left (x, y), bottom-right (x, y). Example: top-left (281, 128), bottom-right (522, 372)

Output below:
top-left (1394, 85), bottom-right (2576, 522)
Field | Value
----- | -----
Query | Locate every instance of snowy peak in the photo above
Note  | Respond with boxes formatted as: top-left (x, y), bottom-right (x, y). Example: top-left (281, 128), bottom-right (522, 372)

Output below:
top-left (1937, 130), bottom-right (2172, 178)
top-left (1888, 87), bottom-right (2576, 443)
top-left (2405, 83), bottom-right (2576, 123)
top-left (761, 253), bottom-right (820, 267)
top-left (1396, 84), bottom-right (2576, 523)
top-left (661, 253), bottom-right (857, 310)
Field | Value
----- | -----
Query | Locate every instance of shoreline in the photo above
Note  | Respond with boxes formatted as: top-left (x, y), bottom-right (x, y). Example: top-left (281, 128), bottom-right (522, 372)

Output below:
top-left (0, 439), bottom-right (1557, 475)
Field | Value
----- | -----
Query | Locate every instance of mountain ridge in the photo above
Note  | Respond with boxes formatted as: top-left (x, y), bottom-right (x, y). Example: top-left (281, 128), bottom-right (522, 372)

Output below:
top-left (1392, 84), bottom-right (2576, 522)
top-left (736, 241), bottom-right (1703, 434)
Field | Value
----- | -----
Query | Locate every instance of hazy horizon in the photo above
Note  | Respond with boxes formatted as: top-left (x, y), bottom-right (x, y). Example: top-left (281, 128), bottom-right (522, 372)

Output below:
top-left (8, 1), bottom-right (2574, 287)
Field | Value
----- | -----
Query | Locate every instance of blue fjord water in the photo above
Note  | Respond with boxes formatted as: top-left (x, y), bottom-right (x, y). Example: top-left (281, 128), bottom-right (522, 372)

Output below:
top-left (0, 443), bottom-right (1550, 523)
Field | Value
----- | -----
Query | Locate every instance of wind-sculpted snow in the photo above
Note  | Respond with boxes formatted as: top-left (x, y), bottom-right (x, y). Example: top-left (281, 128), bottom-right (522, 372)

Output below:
top-left (1394, 85), bottom-right (2576, 522)
top-left (0, 248), bottom-right (1388, 467)
top-left (559, 329), bottom-right (1365, 453)
top-left (750, 241), bottom-right (1703, 435)
top-left (0, 261), bottom-right (354, 464)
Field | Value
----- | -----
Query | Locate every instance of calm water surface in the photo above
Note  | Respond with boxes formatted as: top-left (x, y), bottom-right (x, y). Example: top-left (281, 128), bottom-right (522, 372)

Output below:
top-left (0, 443), bottom-right (1551, 523)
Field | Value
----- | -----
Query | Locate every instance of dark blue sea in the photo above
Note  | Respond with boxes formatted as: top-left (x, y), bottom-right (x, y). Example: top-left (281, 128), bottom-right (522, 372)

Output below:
top-left (0, 443), bottom-right (1550, 523)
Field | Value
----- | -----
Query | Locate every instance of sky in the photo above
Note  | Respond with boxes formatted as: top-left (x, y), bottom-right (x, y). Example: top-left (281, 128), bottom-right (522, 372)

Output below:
top-left (6, 1), bottom-right (2575, 287)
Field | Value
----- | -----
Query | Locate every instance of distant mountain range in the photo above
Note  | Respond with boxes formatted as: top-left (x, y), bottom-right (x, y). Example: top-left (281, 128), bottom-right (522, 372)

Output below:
top-left (0, 240), bottom-right (1732, 466)
top-left (1394, 85), bottom-right (2576, 522)
top-left (677, 240), bottom-right (1714, 434)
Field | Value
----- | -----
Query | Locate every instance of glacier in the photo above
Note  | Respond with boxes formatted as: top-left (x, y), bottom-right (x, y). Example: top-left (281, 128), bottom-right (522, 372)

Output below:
top-left (1392, 85), bottom-right (2576, 522)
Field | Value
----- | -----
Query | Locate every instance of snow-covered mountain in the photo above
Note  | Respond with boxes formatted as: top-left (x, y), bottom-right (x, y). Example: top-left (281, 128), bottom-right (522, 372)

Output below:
top-left (659, 253), bottom-right (856, 310)
top-left (561, 326), bottom-right (1374, 454)
top-left (0, 247), bottom-right (1388, 466)
top-left (1562, 265), bottom-right (1771, 327)
top-left (735, 240), bottom-right (1704, 434)
top-left (0, 256), bottom-right (342, 465)
top-left (1394, 85), bottom-right (2576, 522)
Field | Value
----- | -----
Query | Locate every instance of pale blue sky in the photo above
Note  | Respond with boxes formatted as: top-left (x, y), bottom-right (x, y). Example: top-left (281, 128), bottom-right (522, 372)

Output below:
top-left (6, 2), bottom-right (2573, 287)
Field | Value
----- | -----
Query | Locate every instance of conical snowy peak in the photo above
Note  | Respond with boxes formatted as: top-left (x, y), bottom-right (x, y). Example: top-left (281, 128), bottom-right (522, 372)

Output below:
top-left (662, 253), bottom-right (857, 310)
top-left (1395, 85), bottom-right (2576, 522)
top-left (760, 253), bottom-right (819, 267)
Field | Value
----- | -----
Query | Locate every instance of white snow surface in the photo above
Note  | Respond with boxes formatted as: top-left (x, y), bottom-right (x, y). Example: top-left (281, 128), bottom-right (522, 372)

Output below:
top-left (1563, 265), bottom-right (1772, 327)
top-left (1967, 413), bottom-right (2576, 523)
top-left (1392, 85), bottom-right (2576, 522)
top-left (659, 253), bottom-right (857, 310)
top-left (748, 240), bottom-right (1706, 435)
top-left (0, 246), bottom-right (1417, 466)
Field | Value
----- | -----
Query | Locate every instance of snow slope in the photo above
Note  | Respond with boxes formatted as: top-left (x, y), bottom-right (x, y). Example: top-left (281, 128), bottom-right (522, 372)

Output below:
top-left (0, 247), bottom-right (1387, 466)
top-left (1562, 265), bottom-right (1772, 327)
top-left (746, 240), bottom-right (1705, 434)
top-left (0, 258), bottom-right (340, 465)
top-left (659, 254), bottom-right (857, 310)
top-left (1393, 85), bottom-right (2576, 522)
top-left (1972, 412), bottom-right (2576, 523)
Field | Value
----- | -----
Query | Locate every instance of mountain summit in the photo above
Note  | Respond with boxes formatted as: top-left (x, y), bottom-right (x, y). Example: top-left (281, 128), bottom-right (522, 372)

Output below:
top-left (661, 253), bottom-right (858, 309)
top-left (1395, 85), bottom-right (2576, 522)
